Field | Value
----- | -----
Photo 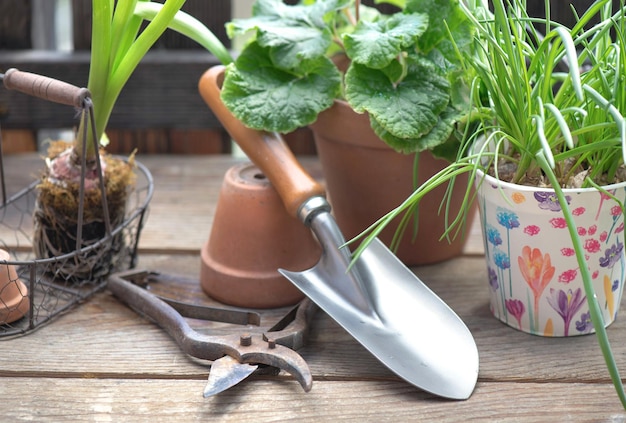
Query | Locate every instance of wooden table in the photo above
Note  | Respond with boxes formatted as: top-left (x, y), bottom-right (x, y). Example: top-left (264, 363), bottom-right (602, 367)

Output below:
top-left (1, 154), bottom-right (626, 422)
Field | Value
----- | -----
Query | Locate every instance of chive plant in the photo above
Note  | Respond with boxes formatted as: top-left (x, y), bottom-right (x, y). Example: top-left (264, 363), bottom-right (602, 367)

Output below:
top-left (351, 0), bottom-right (626, 408)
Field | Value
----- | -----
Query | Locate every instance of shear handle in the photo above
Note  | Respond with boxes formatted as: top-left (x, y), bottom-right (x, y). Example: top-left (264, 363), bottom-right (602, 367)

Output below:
top-left (108, 272), bottom-right (313, 392)
top-left (112, 269), bottom-right (261, 326)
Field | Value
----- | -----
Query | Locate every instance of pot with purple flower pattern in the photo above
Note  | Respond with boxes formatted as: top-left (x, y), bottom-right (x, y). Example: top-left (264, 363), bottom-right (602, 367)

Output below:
top-left (476, 170), bottom-right (626, 337)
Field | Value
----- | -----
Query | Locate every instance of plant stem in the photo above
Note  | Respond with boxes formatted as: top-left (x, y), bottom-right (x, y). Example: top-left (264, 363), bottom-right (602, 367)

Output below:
top-left (536, 151), bottom-right (626, 410)
top-left (101, 0), bottom-right (186, 146)
top-left (133, 2), bottom-right (232, 65)
top-left (81, 0), bottom-right (187, 159)
top-left (78, 0), bottom-right (113, 160)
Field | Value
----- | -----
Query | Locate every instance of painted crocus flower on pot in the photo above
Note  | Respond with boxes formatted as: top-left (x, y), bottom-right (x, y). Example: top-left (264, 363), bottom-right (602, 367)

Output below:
top-left (534, 192), bottom-right (571, 212)
top-left (518, 246), bottom-right (555, 329)
top-left (599, 241), bottom-right (624, 269)
top-left (505, 299), bottom-right (525, 330)
top-left (576, 311), bottom-right (594, 334)
top-left (547, 288), bottom-right (586, 337)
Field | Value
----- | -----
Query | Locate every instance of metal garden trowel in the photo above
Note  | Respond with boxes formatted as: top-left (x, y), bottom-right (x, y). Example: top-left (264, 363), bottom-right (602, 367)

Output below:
top-left (199, 65), bottom-right (479, 400)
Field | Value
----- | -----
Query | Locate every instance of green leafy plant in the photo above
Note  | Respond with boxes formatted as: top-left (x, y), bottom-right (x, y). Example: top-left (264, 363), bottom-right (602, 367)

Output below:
top-left (352, 0), bottom-right (626, 408)
top-left (219, 0), bottom-right (475, 161)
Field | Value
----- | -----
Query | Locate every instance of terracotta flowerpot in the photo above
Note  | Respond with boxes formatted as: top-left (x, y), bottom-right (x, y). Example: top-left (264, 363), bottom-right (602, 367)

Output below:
top-left (200, 162), bottom-right (321, 308)
top-left (0, 249), bottom-right (29, 325)
top-left (310, 100), bottom-right (476, 266)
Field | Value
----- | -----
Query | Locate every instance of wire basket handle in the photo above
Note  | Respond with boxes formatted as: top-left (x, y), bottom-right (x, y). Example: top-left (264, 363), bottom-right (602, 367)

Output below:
top-left (0, 68), bottom-right (112, 252)
top-left (2, 68), bottom-right (91, 108)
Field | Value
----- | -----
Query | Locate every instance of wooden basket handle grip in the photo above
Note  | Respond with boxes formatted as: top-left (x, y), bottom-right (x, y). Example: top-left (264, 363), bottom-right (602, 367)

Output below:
top-left (198, 65), bottom-right (325, 219)
top-left (3, 68), bottom-right (90, 108)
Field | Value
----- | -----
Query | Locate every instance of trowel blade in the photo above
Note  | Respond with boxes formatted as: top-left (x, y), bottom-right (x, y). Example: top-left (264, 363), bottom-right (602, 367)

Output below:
top-left (280, 212), bottom-right (479, 400)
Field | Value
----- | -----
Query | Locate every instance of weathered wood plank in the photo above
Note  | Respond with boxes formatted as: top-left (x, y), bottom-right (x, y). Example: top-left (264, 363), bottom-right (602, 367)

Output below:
top-left (104, 128), bottom-right (230, 155)
top-left (0, 154), bottom-right (474, 252)
top-left (0, 378), bottom-right (624, 422)
top-left (0, 155), bottom-right (323, 253)
top-left (1, 253), bottom-right (625, 386)
top-left (1, 129), bottom-right (37, 153)
top-left (1, 156), bottom-right (626, 420)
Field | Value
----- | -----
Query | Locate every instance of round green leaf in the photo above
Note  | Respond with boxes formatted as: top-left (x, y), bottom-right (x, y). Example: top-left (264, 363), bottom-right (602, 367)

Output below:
top-left (345, 57), bottom-right (450, 140)
top-left (221, 42), bottom-right (341, 133)
top-left (344, 13), bottom-right (428, 69)
top-left (370, 106), bottom-right (460, 155)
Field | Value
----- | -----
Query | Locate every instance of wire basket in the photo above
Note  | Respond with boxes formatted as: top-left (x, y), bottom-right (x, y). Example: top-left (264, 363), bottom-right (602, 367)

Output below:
top-left (0, 69), bottom-right (154, 337)
top-left (0, 162), bottom-right (152, 337)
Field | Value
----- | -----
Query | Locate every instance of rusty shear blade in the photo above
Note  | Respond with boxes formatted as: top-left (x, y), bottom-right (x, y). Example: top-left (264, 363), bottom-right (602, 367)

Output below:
top-left (108, 271), bottom-right (313, 394)
top-left (204, 356), bottom-right (258, 397)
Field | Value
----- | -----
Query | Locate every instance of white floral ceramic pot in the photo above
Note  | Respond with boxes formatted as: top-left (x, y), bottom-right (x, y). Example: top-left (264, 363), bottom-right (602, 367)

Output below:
top-left (476, 170), bottom-right (626, 336)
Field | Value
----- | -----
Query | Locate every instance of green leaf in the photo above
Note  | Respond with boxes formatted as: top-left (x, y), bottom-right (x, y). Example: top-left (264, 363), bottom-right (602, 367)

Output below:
top-left (227, 0), bottom-right (349, 70)
top-left (252, 0), bottom-right (349, 27)
top-left (228, 17), bottom-right (330, 70)
top-left (345, 56), bottom-right (450, 140)
top-left (343, 13), bottom-right (428, 69)
top-left (424, 18), bottom-right (474, 74)
top-left (406, 0), bottom-right (468, 54)
top-left (370, 105), bottom-right (461, 156)
top-left (430, 127), bottom-right (463, 161)
top-left (221, 41), bottom-right (342, 133)
top-left (110, 0), bottom-right (139, 72)
top-left (135, 2), bottom-right (232, 65)
top-left (261, 24), bottom-right (333, 70)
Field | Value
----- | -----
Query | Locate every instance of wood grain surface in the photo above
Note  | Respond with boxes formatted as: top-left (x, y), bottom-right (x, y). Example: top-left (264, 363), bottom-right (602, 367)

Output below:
top-left (1, 154), bottom-right (625, 421)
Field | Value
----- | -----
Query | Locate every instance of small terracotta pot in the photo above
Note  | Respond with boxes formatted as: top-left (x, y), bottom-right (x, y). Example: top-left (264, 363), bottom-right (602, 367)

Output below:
top-left (200, 162), bottom-right (321, 308)
top-left (0, 249), bottom-right (29, 325)
top-left (310, 100), bottom-right (476, 266)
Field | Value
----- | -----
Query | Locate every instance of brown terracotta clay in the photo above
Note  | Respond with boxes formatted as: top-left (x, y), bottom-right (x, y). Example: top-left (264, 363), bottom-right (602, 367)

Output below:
top-left (200, 162), bottom-right (321, 308)
top-left (310, 100), bottom-right (477, 266)
top-left (0, 249), bottom-right (29, 325)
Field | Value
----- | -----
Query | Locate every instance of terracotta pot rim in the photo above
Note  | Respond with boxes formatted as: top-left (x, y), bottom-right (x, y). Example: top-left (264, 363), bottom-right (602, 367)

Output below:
top-left (201, 248), bottom-right (292, 281)
top-left (227, 162), bottom-right (274, 191)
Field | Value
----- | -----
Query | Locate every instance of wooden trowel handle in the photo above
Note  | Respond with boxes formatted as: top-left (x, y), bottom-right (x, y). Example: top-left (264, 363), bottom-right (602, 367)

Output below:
top-left (199, 65), bottom-right (326, 219)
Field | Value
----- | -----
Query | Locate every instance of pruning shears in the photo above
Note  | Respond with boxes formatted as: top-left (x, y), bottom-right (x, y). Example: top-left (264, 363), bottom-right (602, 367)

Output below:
top-left (108, 269), bottom-right (315, 396)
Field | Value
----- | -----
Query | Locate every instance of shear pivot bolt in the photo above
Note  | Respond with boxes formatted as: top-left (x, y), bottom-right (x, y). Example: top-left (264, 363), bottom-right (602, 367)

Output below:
top-left (267, 339), bottom-right (276, 349)
top-left (240, 334), bottom-right (252, 346)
